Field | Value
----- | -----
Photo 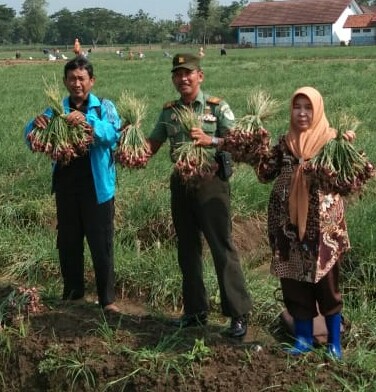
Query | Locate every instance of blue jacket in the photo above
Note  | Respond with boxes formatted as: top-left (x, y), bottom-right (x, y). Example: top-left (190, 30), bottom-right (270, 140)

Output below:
top-left (24, 93), bottom-right (121, 204)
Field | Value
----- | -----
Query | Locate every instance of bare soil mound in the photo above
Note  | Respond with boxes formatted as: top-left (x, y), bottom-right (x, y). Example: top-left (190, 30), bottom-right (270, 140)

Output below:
top-left (0, 219), bottom-right (350, 391)
top-left (0, 294), bottom-right (349, 392)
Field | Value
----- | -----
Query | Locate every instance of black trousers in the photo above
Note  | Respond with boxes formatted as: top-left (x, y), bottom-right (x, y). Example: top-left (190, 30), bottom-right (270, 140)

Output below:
top-left (56, 187), bottom-right (115, 307)
top-left (170, 173), bottom-right (252, 318)
top-left (280, 263), bottom-right (342, 319)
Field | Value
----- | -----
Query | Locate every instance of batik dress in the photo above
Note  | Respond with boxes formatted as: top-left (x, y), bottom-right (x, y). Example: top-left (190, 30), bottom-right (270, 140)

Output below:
top-left (255, 136), bottom-right (350, 283)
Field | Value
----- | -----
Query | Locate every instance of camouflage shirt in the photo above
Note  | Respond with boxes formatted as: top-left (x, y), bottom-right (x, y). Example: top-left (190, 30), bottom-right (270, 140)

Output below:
top-left (149, 90), bottom-right (235, 161)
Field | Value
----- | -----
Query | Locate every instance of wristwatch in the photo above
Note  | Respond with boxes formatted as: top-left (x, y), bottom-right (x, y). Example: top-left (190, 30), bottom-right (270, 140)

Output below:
top-left (211, 136), bottom-right (219, 146)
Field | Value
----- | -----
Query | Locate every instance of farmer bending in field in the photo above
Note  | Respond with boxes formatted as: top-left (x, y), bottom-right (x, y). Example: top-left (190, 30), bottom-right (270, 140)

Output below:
top-left (145, 53), bottom-right (252, 338)
top-left (24, 56), bottom-right (121, 313)
top-left (73, 38), bottom-right (81, 56)
top-left (249, 86), bottom-right (368, 359)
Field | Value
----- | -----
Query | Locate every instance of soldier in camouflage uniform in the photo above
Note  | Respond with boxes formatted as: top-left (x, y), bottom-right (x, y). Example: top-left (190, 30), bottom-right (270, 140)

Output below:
top-left (147, 53), bottom-right (252, 338)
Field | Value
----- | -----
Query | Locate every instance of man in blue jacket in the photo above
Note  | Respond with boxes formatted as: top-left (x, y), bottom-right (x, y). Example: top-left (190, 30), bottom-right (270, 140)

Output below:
top-left (24, 56), bottom-right (121, 312)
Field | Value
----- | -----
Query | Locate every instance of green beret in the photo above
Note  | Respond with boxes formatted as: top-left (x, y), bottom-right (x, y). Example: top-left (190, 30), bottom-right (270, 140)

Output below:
top-left (171, 53), bottom-right (201, 72)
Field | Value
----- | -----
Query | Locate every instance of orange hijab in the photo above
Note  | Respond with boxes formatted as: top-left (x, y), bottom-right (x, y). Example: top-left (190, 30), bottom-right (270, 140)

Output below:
top-left (285, 87), bottom-right (336, 240)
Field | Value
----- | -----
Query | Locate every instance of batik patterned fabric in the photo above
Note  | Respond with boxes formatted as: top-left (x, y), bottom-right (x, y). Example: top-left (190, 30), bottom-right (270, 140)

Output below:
top-left (256, 136), bottom-right (350, 283)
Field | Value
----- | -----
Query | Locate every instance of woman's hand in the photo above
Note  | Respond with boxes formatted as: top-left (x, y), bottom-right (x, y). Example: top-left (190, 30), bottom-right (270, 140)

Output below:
top-left (343, 130), bottom-right (356, 143)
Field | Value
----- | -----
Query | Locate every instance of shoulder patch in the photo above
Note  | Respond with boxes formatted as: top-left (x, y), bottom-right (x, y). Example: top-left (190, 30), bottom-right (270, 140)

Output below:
top-left (220, 103), bottom-right (235, 121)
top-left (163, 100), bottom-right (178, 109)
top-left (206, 96), bottom-right (221, 105)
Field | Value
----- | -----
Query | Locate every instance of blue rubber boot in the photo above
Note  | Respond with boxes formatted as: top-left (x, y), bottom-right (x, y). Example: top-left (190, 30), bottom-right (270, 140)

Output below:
top-left (285, 318), bottom-right (313, 355)
top-left (325, 313), bottom-right (342, 360)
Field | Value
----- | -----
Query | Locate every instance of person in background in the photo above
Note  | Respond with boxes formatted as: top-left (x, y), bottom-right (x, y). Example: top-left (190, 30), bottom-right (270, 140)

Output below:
top-left (252, 86), bottom-right (358, 359)
top-left (73, 38), bottom-right (81, 56)
top-left (145, 53), bottom-right (252, 338)
top-left (24, 56), bottom-right (121, 313)
top-left (198, 46), bottom-right (205, 57)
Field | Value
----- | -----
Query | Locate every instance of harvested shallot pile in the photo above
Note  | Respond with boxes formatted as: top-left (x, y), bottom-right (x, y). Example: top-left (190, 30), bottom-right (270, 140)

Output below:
top-left (27, 76), bottom-right (94, 165)
top-left (173, 106), bottom-right (218, 184)
top-left (222, 89), bottom-right (279, 164)
top-left (0, 285), bottom-right (44, 329)
top-left (308, 113), bottom-right (375, 194)
top-left (114, 90), bottom-right (151, 169)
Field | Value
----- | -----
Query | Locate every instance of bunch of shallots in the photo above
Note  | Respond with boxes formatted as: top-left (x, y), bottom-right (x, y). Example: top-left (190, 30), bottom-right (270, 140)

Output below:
top-left (308, 113), bottom-right (375, 194)
top-left (173, 106), bottom-right (218, 184)
top-left (114, 90), bottom-right (151, 169)
top-left (222, 89), bottom-right (279, 164)
top-left (27, 76), bottom-right (94, 165)
top-left (0, 286), bottom-right (44, 329)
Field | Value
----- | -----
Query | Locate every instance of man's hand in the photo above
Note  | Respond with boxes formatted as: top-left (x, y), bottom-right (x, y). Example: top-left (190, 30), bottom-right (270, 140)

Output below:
top-left (190, 127), bottom-right (213, 146)
top-left (120, 123), bottom-right (132, 133)
top-left (66, 110), bottom-right (85, 127)
top-left (34, 115), bottom-right (50, 129)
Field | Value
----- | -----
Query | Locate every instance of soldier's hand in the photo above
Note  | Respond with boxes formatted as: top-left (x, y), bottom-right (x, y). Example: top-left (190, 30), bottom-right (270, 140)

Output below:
top-left (191, 127), bottom-right (212, 147)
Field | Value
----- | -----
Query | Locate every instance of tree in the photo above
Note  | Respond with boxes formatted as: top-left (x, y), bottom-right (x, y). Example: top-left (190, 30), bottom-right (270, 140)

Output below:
top-left (218, 1), bottom-right (248, 43)
top-left (129, 10), bottom-right (157, 44)
top-left (2, 2), bottom-right (248, 45)
top-left (189, 0), bottom-right (213, 44)
top-left (189, 0), bottom-right (247, 44)
top-left (49, 8), bottom-right (81, 46)
top-left (356, 0), bottom-right (372, 5)
top-left (10, 17), bottom-right (27, 44)
top-left (21, 0), bottom-right (49, 43)
top-left (197, 0), bottom-right (212, 19)
top-left (0, 5), bottom-right (16, 43)
top-left (75, 8), bottom-right (125, 46)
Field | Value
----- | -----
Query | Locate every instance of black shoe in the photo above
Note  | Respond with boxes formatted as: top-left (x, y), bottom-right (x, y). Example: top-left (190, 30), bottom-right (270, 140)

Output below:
top-left (224, 315), bottom-right (248, 338)
top-left (170, 312), bottom-right (208, 328)
top-left (62, 289), bottom-right (85, 301)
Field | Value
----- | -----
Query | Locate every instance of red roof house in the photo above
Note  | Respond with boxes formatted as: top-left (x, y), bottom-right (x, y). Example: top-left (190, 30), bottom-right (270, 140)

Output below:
top-left (230, 0), bottom-right (363, 47)
top-left (175, 24), bottom-right (191, 42)
top-left (343, 13), bottom-right (376, 45)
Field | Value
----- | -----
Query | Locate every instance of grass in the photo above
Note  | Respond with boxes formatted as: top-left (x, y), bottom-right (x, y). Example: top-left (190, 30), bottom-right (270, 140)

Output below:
top-left (107, 334), bottom-right (212, 389)
top-left (38, 344), bottom-right (97, 391)
top-left (1, 45), bottom-right (376, 390)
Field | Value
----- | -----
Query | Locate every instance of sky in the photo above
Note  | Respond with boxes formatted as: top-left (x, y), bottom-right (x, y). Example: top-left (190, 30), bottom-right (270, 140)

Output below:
top-left (4, 0), bottom-right (239, 21)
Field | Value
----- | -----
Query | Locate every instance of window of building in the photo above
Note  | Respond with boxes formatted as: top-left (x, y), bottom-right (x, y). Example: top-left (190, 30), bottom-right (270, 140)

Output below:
top-left (295, 26), bottom-right (308, 37)
top-left (276, 26), bottom-right (291, 37)
top-left (315, 25), bottom-right (330, 36)
top-left (258, 27), bottom-right (273, 38)
top-left (240, 27), bottom-right (255, 33)
top-left (363, 28), bottom-right (371, 33)
top-left (352, 28), bottom-right (360, 33)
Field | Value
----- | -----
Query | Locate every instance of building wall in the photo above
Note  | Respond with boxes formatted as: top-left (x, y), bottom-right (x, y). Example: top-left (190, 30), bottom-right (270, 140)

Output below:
top-left (350, 27), bottom-right (376, 45)
top-left (235, 0), bottom-right (362, 47)
top-left (238, 24), bottom-right (334, 47)
top-left (293, 25), bottom-right (312, 45)
top-left (332, 2), bottom-right (358, 43)
top-left (239, 28), bottom-right (255, 46)
top-left (176, 33), bottom-right (188, 42)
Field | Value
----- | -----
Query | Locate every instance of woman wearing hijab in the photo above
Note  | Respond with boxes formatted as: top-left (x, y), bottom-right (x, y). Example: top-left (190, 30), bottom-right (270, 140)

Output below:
top-left (254, 87), bottom-right (354, 359)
